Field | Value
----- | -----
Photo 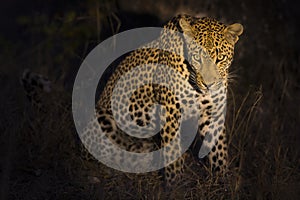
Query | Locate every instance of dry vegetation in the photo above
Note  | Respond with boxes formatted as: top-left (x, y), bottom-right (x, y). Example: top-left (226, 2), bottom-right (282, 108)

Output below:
top-left (0, 0), bottom-right (299, 199)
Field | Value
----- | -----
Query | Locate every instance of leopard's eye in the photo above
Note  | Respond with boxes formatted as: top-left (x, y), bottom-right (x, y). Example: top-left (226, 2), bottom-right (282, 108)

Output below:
top-left (217, 54), bottom-right (225, 60)
top-left (193, 54), bottom-right (200, 61)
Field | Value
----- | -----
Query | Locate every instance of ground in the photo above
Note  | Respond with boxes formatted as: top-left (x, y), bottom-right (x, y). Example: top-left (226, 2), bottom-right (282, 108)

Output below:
top-left (0, 0), bottom-right (299, 199)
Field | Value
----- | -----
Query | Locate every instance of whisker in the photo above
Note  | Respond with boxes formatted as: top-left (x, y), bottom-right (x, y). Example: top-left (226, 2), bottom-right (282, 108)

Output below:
top-left (228, 66), bottom-right (242, 83)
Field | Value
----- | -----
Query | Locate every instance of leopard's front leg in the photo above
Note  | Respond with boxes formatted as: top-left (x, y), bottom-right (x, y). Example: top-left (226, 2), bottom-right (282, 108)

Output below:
top-left (198, 85), bottom-right (228, 174)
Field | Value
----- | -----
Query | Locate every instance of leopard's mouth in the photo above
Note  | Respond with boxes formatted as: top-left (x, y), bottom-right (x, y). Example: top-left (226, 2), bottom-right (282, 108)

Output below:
top-left (197, 74), bottom-right (222, 91)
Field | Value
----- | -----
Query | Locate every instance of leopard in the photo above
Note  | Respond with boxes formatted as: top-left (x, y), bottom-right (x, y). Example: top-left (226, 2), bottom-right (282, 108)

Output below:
top-left (21, 14), bottom-right (243, 186)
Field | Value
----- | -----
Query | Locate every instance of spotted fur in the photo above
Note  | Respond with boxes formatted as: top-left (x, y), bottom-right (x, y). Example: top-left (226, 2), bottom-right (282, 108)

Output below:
top-left (85, 14), bottom-right (243, 185)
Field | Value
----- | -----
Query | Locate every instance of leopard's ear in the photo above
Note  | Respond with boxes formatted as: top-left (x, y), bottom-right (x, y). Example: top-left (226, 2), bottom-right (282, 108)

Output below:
top-left (179, 17), bottom-right (195, 40)
top-left (224, 23), bottom-right (243, 44)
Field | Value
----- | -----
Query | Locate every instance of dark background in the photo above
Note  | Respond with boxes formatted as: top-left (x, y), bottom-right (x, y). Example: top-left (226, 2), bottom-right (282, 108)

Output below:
top-left (0, 0), bottom-right (299, 199)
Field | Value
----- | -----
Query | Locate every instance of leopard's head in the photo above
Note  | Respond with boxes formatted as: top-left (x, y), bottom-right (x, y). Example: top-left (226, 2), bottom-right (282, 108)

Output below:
top-left (178, 15), bottom-right (243, 89)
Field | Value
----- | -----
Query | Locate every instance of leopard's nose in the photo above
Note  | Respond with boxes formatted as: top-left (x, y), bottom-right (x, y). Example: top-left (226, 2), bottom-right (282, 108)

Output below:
top-left (206, 81), bottom-right (222, 90)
